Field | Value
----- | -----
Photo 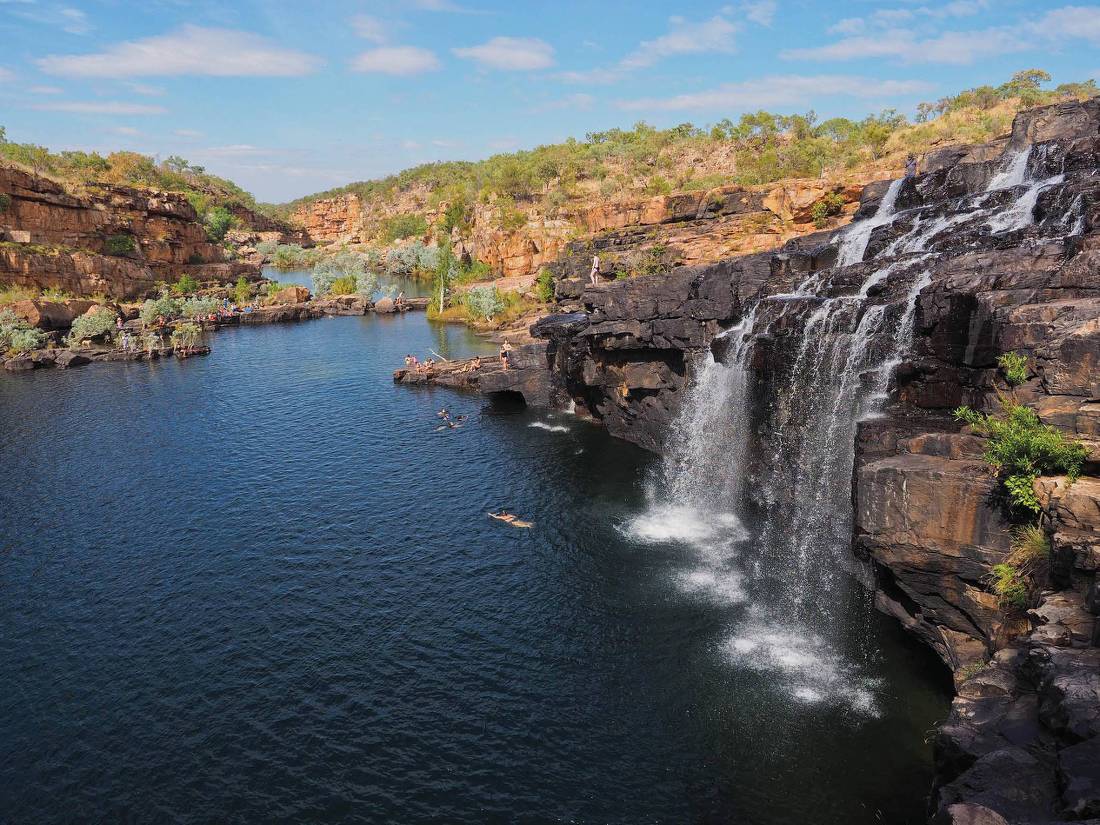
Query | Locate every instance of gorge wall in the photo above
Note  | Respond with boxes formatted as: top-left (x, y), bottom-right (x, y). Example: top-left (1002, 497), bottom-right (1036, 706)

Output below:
top-left (289, 174), bottom-right (874, 284)
top-left (0, 166), bottom-right (260, 299)
top-left (526, 99), bottom-right (1100, 824)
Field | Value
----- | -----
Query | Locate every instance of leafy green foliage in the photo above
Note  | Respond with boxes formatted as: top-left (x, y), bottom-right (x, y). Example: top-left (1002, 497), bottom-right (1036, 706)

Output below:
top-left (380, 213), bottom-right (428, 242)
top-left (811, 193), bottom-right (846, 228)
top-left (171, 274), bottom-right (199, 295)
top-left (990, 563), bottom-right (1030, 610)
top-left (204, 206), bottom-right (234, 242)
top-left (0, 307), bottom-right (47, 353)
top-left (170, 321), bottom-right (203, 349)
top-left (997, 351), bottom-right (1030, 387)
top-left (104, 234), bottom-right (136, 256)
top-left (233, 276), bottom-right (252, 305)
top-left (535, 269), bottom-right (554, 303)
top-left (0, 193), bottom-right (10, 213)
top-left (180, 296), bottom-right (219, 317)
top-left (384, 241), bottom-right (439, 279)
top-left (312, 252), bottom-right (378, 297)
top-left (955, 400), bottom-right (1088, 513)
top-left (255, 239), bottom-right (278, 257)
top-left (67, 307), bottom-right (116, 346)
top-left (140, 295), bottom-right (182, 325)
top-left (464, 285), bottom-right (504, 321)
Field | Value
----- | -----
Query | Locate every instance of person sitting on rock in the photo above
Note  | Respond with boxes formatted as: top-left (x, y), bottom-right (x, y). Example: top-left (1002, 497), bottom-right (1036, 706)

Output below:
top-left (404, 354), bottom-right (414, 368)
top-left (589, 254), bottom-right (601, 286)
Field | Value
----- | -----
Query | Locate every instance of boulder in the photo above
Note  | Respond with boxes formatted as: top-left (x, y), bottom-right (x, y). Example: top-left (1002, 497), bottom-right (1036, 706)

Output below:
top-left (54, 350), bottom-right (91, 369)
top-left (274, 286), bottom-right (311, 305)
top-left (9, 298), bottom-right (95, 330)
top-left (1058, 737), bottom-right (1100, 818)
top-left (373, 297), bottom-right (395, 314)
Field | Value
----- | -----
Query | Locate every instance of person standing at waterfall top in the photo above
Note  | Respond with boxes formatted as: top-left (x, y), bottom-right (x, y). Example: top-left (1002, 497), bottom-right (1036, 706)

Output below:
top-left (905, 154), bottom-right (917, 179)
top-left (589, 255), bottom-right (601, 286)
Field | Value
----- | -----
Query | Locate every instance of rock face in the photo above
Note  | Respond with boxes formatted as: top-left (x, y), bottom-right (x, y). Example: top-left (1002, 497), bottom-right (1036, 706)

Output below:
top-left (0, 165), bottom-right (259, 298)
top-left (514, 99), bottom-right (1100, 824)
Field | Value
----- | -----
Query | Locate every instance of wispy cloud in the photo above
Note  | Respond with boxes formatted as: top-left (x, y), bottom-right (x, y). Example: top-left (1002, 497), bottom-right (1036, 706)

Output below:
top-left (531, 93), bottom-right (596, 112)
top-left (7, 4), bottom-right (92, 35)
top-left (37, 25), bottom-right (323, 77)
top-left (0, 66), bottom-right (15, 83)
top-left (173, 128), bottom-right (203, 139)
top-left (409, 0), bottom-right (485, 13)
top-left (110, 126), bottom-right (141, 136)
top-left (558, 14), bottom-right (738, 85)
top-left (621, 16), bottom-right (738, 70)
top-left (788, 4), bottom-right (1100, 65)
top-left (351, 46), bottom-right (440, 75)
top-left (617, 74), bottom-right (934, 111)
top-left (29, 84), bottom-right (64, 94)
top-left (453, 36), bottom-right (554, 70)
top-left (740, 0), bottom-right (777, 26)
top-left (30, 100), bottom-right (167, 114)
top-left (351, 14), bottom-right (389, 44)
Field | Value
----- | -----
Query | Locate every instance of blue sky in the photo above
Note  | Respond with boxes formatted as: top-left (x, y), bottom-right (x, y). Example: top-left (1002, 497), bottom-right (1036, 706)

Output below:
top-left (2, 0), bottom-right (1098, 202)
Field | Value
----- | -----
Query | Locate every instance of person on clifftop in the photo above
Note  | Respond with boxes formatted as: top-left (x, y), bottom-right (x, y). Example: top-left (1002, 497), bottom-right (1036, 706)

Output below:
top-left (905, 154), bottom-right (917, 179)
top-left (589, 254), bottom-right (601, 286)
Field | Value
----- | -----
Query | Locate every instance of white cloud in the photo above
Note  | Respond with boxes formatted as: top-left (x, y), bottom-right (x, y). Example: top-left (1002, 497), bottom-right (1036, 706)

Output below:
top-left (200, 144), bottom-right (269, 157)
top-left (409, 0), bottom-right (484, 12)
top-left (828, 17), bottom-right (865, 35)
top-left (0, 66), bottom-right (15, 83)
top-left (173, 128), bottom-right (203, 138)
top-left (30, 101), bottom-right (167, 114)
top-left (488, 137), bottom-right (519, 151)
top-left (742, 0), bottom-right (777, 26)
top-left (781, 26), bottom-right (1027, 64)
top-left (350, 46), bottom-right (440, 75)
top-left (110, 126), bottom-right (141, 136)
top-left (431, 139), bottom-right (461, 147)
top-left (351, 14), bottom-right (389, 44)
top-left (8, 4), bottom-right (91, 34)
top-left (401, 139), bottom-right (422, 149)
top-left (453, 36), bottom-right (554, 70)
top-left (621, 15), bottom-right (737, 69)
top-left (37, 25), bottom-right (322, 77)
top-left (125, 82), bottom-right (165, 96)
top-left (29, 84), bottom-right (64, 94)
top-left (617, 74), bottom-right (934, 111)
top-left (1031, 5), bottom-right (1100, 44)
top-left (555, 67), bottom-right (624, 85)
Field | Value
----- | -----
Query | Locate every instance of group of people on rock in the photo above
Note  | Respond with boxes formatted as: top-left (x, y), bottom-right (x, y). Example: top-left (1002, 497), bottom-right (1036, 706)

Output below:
top-left (403, 354), bottom-right (437, 373)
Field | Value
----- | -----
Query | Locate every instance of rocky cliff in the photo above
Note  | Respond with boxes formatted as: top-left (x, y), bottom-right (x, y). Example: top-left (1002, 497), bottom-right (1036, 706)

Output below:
top-left (0, 166), bottom-right (259, 298)
top-left (524, 99), bottom-right (1100, 824)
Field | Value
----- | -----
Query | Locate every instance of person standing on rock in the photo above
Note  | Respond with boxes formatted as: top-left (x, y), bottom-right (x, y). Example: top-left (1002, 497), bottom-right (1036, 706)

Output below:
top-left (589, 254), bottom-right (601, 286)
top-left (905, 154), bottom-right (917, 179)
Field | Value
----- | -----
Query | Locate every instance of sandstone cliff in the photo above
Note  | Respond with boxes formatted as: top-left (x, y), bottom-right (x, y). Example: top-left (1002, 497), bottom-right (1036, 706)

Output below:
top-left (0, 166), bottom-right (259, 298)
top-left (517, 99), bottom-right (1100, 824)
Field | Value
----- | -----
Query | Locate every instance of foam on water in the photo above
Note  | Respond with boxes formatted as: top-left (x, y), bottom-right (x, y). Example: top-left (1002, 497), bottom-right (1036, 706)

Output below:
top-left (835, 178), bottom-right (903, 267)
top-left (529, 421), bottom-right (570, 433)
top-left (987, 174), bottom-right (1064, 233)
top-left (722, 623), bottom-right (882, 716)
top-left (622, 504), bottom-right (747, 546)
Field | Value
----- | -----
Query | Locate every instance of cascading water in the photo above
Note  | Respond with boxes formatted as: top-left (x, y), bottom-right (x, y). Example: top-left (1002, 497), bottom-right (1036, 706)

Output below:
top-left (623, 134), bottom-right (1084, 717)
top-left (834, 178), bottom-right (903, 267)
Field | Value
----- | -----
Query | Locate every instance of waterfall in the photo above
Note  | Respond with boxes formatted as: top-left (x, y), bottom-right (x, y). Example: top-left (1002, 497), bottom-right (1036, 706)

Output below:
top-left (986, 173), bottom-right (1064, 233)
top-left (986, 146), bottom-right (1032, 191)
top-left (834, 178), bottom-right (903, 267)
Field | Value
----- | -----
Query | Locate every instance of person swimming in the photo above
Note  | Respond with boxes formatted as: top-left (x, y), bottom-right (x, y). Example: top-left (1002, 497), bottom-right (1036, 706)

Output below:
top-left (488, 511), bottom-right (533, 528)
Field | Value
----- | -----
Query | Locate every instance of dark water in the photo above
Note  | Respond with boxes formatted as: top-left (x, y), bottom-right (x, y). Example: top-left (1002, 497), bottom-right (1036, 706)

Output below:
top-left (0, 310), bottom-right (949, 824)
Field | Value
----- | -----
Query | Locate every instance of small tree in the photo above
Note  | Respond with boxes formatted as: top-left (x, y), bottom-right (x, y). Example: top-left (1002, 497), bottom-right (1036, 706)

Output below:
top-left (172, 274), bottom-right (199, 295)
top-left (465, 286), bottom-right (504, 321)
top-left (67, 307), bottom-right (117, 347)
top-left (312, 252), bottom-right (378, 297)
top-left (0, 308), bottom-right (47, 353)
top-left (140, 295), bottom-right (181, 325)
top-left (204, 206), bottom-right (234, 242)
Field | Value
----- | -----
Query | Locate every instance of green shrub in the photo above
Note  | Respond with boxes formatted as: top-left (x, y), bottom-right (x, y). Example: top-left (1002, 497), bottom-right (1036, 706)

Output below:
top-left (1009, 523), bottom-right (1050, 570)
top-left (170, 321), bottom-right (203, 349)
top-left (997, 351), bottom-right (1030, 387)
top-left (312, 252), bottom-right (378, 297)
top-left (0, 193), bottom-right (11, 213)
top-left (67, 307), bottom-right (116, 346)
top-left (989, 563), bottom-right (1030, 610)
top-left (104, 234), bottom-right (136, 256)
top-left (464, 285), bottom-right (504, 321)
top-left (0, 308), bottom-right (46, 353)
top-left (645, 175), bottom-right (673, 196)
top-left (172, 274), bottom-right (199, 295)
top-left (955, 400), bottom-right (1088, 513)
top-left (186, 253), bottom-right (204, 265)
top-left (139, 295), bottom-right (181, 325)
top-left (442, 199), bottom-right (469, 235)
top-left (180, 296), bottom-right (219, 317)
top-left (271, 244), bottom-right (311, 270)
top-left (384, 241), bottom-right (439, 279)
top-left (255, 239), bottom-right (278, 257)
top-left (811, 193), bottom-right (846, 228)
top-left (380, 213), bottom-right (428, 242)
top-left (535, 269), bottom-right (554, 303)
top-left (204, 206), bottom-right (234, 242)
top-left (233, 275), bottom-right (252, 304)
